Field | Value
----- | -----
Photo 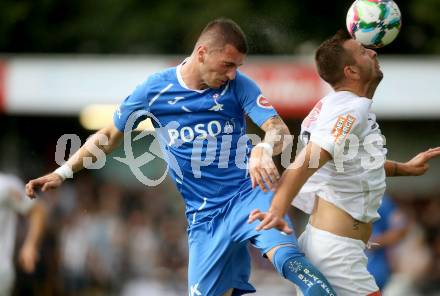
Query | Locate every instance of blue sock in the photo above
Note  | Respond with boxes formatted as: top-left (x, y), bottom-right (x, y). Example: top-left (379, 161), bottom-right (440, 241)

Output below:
top-left (272, 246), bottom-right (336, 296)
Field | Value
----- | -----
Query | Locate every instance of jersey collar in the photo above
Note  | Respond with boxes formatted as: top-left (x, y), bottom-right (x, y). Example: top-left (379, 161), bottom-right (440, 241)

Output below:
top-left (176, 59), bottom-right (208, 93)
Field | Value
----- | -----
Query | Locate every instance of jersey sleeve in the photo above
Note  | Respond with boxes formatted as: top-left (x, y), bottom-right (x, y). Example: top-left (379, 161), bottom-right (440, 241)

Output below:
top-left (310, 99), bottom-right (370, 157)
top-left (234, 72), bottom-right (278, 126)
top-left (113, 77), bottom-right (152, 132)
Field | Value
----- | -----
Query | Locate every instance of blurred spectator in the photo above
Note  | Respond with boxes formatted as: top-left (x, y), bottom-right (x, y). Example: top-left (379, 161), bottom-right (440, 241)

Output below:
top-left (60, 208), bottom-right (92, 295)
top-left (156, 215), bottom-right (187, 289)
top-left (366, 194), bottom-right (409, 290)
top-left (124, 209), bottom-right (159, 279)
top-left (85, 183), bottom-right (125, 293)
top-left (8, 169), bottom-right (440, 296)
top-left (417, 199), bottom-right (440, 294)
top-left (383, 198), bottom-right (440, 296)
top-left (0, 172), bottom-right (46, 296)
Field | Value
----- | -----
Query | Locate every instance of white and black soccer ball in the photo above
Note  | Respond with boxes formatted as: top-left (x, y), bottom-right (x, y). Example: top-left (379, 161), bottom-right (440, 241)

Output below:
top-left (346, 0), bottom-right (402, 48)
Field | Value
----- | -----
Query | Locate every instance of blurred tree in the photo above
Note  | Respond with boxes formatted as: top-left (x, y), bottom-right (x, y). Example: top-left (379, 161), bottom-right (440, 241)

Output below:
top-left (408, 0), bottom-right (440, 53)
top-left (0, 0), bottom-right (439, 54)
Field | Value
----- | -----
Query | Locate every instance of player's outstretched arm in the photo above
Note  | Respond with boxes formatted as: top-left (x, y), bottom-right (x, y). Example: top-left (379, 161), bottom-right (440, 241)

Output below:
top-left (249, 116), bottom-right (291, 192)
top-left (248, 142), bottom-right (332, 232)
top-left (26, 124), bottom-right (123, 198)
top-left (385, 146), bottom-right (440, 177)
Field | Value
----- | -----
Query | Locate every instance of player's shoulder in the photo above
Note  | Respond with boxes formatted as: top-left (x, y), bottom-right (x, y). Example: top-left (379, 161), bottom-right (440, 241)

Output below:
top-left (230, 70), bottom-right (260, 98)
top-left (143, 67), bottom-right (178, 90)
top-left (321, 91), bottom-right (371, 117)
top-left (233, 70), bottom-right (257, 86)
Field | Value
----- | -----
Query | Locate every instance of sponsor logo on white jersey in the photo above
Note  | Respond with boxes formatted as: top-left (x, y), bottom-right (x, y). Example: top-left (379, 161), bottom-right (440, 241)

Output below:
top-left (332, 113), bottom-right (356, 144)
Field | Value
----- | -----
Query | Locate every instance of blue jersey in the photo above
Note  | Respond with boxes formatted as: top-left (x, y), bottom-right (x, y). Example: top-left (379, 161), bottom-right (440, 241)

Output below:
top-left (366, 195), bottom-right (398, 289)
top-left (114, 63), bottom-right (278, 221)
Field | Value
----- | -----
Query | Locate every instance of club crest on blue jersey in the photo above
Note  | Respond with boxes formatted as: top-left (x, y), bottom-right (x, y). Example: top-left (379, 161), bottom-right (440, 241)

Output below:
top-left (209, 93), bottom-right (224, 111)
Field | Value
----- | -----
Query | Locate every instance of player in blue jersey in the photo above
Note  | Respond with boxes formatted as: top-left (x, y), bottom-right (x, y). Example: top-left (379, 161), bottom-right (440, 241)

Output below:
top-left (26, 18), bottom-right (336, 295)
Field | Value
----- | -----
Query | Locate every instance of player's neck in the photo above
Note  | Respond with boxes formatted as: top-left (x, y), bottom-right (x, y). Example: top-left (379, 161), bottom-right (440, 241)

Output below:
top-left (180, 57), bottom-right (207, 90)
top-left (334, 83), bottom-right (375, 99)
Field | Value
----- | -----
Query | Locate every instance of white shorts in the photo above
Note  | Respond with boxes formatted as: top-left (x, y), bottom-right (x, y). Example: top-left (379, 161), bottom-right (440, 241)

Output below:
top-left (298, 224), bottom-right (380, 296)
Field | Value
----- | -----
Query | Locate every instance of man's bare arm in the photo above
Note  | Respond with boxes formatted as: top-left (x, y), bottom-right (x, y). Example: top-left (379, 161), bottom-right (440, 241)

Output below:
top-left (385, 147), bottom-right (440, 177)
top-left (67, 124), bottom-right (123, 173)
top-left (269, 142), bottom-right (331, 217)
top-left (249, 116), bottom-right (291, 192)
top-left (248, 142), bottom-right (332, 233)
top-left (26, 124), bottom-right (123, 197)
top-left (259, 115), bottom-right (291, 156)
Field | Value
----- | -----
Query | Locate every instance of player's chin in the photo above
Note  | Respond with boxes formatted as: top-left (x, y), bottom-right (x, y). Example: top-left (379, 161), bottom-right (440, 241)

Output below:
top-left (376, 70), bottom-right (384, 81)
top-left (209, 80), bottom-right (226, 88)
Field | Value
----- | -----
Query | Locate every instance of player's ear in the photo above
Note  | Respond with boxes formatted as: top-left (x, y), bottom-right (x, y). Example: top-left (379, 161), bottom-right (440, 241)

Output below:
top-left (344, 65), bottom-right (360, 80)
top-left (197, 45), bottom-right (207, 63)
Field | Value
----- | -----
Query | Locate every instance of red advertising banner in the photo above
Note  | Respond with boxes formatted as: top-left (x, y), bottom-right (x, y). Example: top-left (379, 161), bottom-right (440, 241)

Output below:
top-left (241, 62), bottom-right (327, 118)
top-left (0, 60), bottom-right (6, 113)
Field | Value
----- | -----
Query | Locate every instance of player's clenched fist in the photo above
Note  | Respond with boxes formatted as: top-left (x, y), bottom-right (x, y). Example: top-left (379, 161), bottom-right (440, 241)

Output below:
top-left (247, 208), bottom-right (293, 234)
top-left (25, 173), bottom-right (63, 198)
top-left (249, 143), bottom-right (280, 192)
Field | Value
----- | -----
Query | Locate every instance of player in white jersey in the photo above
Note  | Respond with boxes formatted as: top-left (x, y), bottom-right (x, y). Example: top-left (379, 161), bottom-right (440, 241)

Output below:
top-left (0, 172), bottom-right (47, 295)
top-left (248, 30), bottom-right (440, 296)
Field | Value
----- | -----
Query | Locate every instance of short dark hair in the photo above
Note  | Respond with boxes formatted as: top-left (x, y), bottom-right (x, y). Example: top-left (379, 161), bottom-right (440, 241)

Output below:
top-left (315, 30), bottom-right (355, 86)
top-left (198, 18), bottom-right (248, 54)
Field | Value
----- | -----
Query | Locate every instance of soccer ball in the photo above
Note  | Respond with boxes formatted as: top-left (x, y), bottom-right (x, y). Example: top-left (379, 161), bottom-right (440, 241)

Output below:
top-left (346, 0), bottom-right (402, 48)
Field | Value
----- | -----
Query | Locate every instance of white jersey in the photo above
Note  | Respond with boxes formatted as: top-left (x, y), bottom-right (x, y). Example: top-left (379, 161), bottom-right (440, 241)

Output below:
top-left (293, 91), bottom-right (387, 223)
top-left (0, 173), bottom-right (35, 272)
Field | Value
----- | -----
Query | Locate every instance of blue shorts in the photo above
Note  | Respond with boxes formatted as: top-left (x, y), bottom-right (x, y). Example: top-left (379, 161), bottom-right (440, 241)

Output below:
top-left (187, 188), bottom-right (302, 296)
